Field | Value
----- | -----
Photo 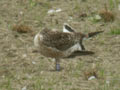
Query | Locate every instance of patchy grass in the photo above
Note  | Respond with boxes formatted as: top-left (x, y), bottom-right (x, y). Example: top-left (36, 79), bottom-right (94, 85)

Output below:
top-left (0, 0), bottom-right (120, 90)
top-left (110, 28), bottom-right (120, 35)
top-left (109, 0), bottom-right (115, 9)
top-left (109, 0), bottom-right (119, 10)
top-left (29, 0), bottom-right (37, 7)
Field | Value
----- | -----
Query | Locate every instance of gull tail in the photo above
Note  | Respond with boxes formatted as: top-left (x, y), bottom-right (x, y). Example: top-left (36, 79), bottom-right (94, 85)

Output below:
top-left (84, 31), bottom-right (104, 38)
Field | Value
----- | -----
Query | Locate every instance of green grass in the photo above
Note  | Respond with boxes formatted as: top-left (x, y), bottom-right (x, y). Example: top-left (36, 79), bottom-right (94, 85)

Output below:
top-left (33, 79), bottom-right (44, 90)
top-left (88, 15), bottom-right (102, 23)
top-left (29, 0), bottom-right (37, 7)
top-left (110, 28), bottom-right (120, 35)
top-left (109, 0), bottom-right (114, 9)
top-left (109, 0), bottom-right (119, 10)
top-left (0, 78), bottom-right (13, 90)
top-left (98, 76), bottom-right (120, 90)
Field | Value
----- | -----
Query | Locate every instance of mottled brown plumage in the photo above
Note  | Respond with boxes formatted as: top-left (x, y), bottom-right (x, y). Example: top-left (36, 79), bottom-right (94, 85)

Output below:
top-left (40, 28), bottom-right (85, 51)
top-left (34, 24), bottom-right (103, 71)
top-left (34, 28), bottom-right (85, 59)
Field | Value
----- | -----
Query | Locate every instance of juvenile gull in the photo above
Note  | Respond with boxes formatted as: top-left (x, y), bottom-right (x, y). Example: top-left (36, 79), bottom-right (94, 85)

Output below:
top-left (34, 24), bottom-right (103, 71)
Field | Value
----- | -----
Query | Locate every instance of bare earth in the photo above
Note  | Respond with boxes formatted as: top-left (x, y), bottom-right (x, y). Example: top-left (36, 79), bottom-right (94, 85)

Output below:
top-left (0, 0), bottom-right (120, 90)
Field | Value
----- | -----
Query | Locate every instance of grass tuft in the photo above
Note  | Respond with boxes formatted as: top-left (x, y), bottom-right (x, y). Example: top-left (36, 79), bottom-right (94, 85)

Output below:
top-left (29, 0), bottom-right (37, 7)
top-left (109, 0), bottom-right (114, 9)
top-left (109, 0), bottom-right (119, 10)
top-left (110, 28), bottom-right (120, 35)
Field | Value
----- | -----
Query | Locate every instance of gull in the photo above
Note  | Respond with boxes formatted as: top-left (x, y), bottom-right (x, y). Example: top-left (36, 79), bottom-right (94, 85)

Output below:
top-left (34, 23), bottom-right (103, 71)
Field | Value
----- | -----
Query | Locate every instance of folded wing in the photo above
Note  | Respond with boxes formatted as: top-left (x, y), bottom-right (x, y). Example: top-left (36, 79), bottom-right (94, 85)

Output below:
top-left (40, 29), bottom-right (78, 51)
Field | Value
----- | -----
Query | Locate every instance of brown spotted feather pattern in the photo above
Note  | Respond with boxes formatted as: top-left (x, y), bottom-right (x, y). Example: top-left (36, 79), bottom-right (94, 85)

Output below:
top-left (40, 29), bottom-right (84, 51)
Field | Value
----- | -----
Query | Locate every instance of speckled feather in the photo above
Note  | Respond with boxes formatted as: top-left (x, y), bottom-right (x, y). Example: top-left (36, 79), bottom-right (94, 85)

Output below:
top-left (40, 28), bottom-right (85, 51)
top-left (34, 26), bottom-right (103, 71)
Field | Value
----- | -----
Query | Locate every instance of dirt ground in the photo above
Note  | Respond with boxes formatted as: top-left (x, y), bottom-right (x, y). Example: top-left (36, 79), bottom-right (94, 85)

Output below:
top-left (0, 0), bottom-right (120, 90)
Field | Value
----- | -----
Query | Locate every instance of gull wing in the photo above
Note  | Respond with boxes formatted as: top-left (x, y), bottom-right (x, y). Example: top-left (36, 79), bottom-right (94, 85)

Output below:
top-left (40, 29), bottom-right (78, 51)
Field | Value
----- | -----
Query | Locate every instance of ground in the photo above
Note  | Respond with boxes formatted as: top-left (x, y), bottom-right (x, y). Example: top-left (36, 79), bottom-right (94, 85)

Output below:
top-left (0, 0), bottom-right (120, 90)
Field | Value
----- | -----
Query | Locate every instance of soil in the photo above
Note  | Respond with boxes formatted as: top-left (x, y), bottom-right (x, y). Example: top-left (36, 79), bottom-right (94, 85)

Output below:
top-left (0, 0), bottom-right (120, 90)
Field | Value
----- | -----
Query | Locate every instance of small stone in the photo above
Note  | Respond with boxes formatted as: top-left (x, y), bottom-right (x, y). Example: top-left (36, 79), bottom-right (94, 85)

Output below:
top-left (22, 86), bottom-right (27, 90)
top-left (32, 61), bottom-right (36, 64)
top-left (48, 9), bottom-right (55, 14)
top-left (26, 74), bottom-right (32, 79)
top-left (2, 75), bottom-right (5, 78)
top-left (20, 11), bottom-right (23, 15)
top-left (23, 54), bottom-right (27, 58)
top-left (55, 8), bottom-right (62, 12)
top-left (106, 80), bottom-right (110, 85)
top-left (69, 17), bottom-right (73, 20)
top-left (95, 15), bottom-right (102, 20)
top-left (88, 76), bottom-right (96, 80)
top-left (48, 8), bottom-right (62, 14)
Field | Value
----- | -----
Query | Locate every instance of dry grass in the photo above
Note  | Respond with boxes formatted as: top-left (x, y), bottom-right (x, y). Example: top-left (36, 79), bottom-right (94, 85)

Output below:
top-left (0, 0), bottom-right (120, 90)
top-left (99, 4), bottom-right (114, 22)
top-left (12, 24), bottom-right (33, 33)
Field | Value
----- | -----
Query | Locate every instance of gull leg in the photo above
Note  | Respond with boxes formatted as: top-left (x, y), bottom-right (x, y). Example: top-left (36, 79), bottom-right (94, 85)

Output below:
top-left (55, 59), bottom-right (60, 71)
